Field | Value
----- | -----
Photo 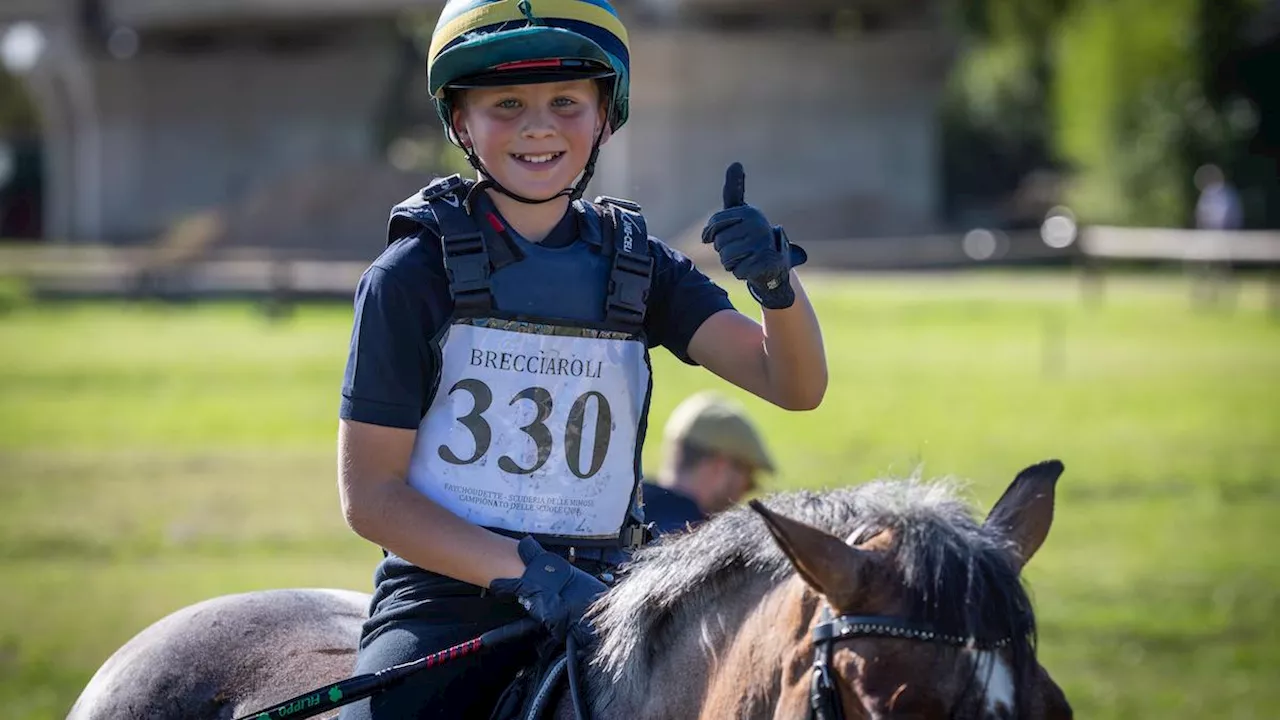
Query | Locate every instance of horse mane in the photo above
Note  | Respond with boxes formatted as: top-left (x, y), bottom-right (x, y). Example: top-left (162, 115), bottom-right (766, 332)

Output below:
top-left (587, 477), bottom-right (1039, 714)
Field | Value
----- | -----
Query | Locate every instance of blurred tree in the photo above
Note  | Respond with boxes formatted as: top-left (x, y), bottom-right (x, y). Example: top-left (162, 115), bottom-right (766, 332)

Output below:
top-left (944, 0), bottom-right (1273, 228)
top-left (941, 0), bottom-right (1078, 227)
top-left (1054, 0), bottom-right (1265, 226)
top-left (381, 10), bottom-right (472, 179)
top-left (1202, 1), bottom-right (1280, 228)
top-left (0, 69), bottom-right (37, 136)
top-left (0, 69), bottom-right (42, 239)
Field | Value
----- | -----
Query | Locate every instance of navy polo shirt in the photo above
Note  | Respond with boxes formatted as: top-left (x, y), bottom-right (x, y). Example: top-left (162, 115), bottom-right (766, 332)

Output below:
top-left (641, 482), bottom-right (707, 535)
top-left (339, 190), bottom-right (735, 606)
top-left (340, 195), bottom-right (735, 433)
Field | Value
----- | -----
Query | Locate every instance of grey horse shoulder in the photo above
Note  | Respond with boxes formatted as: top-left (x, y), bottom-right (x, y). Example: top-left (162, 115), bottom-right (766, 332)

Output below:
top-left (68, 588), bottom-right (369, 720)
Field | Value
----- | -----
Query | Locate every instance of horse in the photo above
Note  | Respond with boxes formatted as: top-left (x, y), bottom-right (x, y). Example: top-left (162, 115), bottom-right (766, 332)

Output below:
top-left (68, 460), bottom-right (1072, 719)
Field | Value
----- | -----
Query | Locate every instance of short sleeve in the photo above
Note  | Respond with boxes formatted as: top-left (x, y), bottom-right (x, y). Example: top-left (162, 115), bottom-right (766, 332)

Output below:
top-left (339, 265), bottom-right (437, 429)
top-left (644, 238), bottom-right (735, 365)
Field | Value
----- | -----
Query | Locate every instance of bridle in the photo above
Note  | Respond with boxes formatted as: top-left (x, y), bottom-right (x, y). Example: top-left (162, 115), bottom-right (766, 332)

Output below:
top-left (807, 605), bottom-right (1014, 720)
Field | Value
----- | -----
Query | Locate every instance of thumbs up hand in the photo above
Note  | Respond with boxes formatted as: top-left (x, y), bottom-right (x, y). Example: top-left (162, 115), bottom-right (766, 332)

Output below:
top-left (700, 163), bottom-right (807, 310)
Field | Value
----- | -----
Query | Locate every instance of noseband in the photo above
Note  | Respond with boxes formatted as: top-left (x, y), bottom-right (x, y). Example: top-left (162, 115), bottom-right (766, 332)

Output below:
top-left (808, 605), bottom-right (1013, 720)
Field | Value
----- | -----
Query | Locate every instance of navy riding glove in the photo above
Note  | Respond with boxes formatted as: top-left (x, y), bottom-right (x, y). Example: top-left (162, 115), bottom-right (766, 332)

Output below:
top-left (701, 162), bottom-right (808, 310)
top-left (489, 537), bottom-right (608, 647)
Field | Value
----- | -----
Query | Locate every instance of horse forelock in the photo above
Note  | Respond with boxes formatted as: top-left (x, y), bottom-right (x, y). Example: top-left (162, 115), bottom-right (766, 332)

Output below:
top-left (847, 480), bottom-right (1040, 716)
top-left (586, 478), bottom-right (1040, 716)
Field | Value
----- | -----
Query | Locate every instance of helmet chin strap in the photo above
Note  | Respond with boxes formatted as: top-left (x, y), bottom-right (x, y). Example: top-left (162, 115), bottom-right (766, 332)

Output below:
top-left (460, 121), bottom-right (608, 206)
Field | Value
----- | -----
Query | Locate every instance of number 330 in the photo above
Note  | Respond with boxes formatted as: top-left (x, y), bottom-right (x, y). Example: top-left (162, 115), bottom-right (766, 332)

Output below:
top-left (438, 378), bottom-right (613, 479)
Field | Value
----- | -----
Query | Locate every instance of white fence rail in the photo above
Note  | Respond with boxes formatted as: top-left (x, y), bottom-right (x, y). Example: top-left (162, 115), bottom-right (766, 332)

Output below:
top-left (1078, 227), bottom-right (1280, 314)
top-left (1082, 227), bottom-right (1280, 264)
top-left (2, 226), bottom-right (1277, 310)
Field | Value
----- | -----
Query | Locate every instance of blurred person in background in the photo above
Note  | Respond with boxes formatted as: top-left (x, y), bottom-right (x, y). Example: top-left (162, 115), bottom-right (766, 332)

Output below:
top-left (334, 0), bottom-right (826, 716)
top-left (643, 392), bottom-right (776, 535)
top-left (1195, 164), bottom-right (1244, 231)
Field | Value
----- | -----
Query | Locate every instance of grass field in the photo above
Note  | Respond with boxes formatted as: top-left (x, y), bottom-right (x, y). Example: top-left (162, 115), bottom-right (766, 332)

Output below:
top-left (1, 270), bottom-right (1278, 719)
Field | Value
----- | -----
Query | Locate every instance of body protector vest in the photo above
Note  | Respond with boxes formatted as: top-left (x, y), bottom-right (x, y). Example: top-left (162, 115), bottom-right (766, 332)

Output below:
top-left (394, 176), bottom-right (653, 549)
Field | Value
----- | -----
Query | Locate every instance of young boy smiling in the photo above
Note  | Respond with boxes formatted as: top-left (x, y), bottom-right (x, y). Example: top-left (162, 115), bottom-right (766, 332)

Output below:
top-left (453, 79), bottom-right (606, 241)
top-left (336, 1), bottom-right (827, 716)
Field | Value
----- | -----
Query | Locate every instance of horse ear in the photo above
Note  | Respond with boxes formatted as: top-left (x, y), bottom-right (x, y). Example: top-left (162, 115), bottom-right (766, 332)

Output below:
top-left (749, 500), bottom-right (868, 609)
top-left (984, 459), bottom-right (1064, 569)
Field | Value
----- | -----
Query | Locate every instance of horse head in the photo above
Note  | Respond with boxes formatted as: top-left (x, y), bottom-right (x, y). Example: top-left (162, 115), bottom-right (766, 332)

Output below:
top-left (752, 460), bottom-right (1073, 719)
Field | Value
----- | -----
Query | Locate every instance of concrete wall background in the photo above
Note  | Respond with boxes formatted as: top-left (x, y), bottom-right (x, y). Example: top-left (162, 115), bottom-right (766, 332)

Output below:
top-left (0, 0), bottom-right (953, 255)
top-left (610, 25), bottom-right (950, 240)
top-left (90, 23), bottom-right (400, 241)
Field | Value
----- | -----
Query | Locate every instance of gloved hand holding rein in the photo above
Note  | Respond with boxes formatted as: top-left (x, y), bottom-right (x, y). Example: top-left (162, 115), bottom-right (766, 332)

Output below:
top-left (489, 537), bottom-right (608, 647)
top-left (701, 162), bottom-right (808, 310)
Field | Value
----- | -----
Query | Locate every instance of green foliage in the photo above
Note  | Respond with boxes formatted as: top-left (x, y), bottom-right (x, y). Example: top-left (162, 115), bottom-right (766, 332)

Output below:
top-left (0, 70), bottom-right (37, 138)
top-left (942, 0), bottom-right (1075, 221)
top-left (1052, 0), bottom-right (1244, 225)
top-left (948, 38), bottom-right (1041, 144)
top-left (953, 0), bottom-right (1074, 42)
top-left (941, 38), bottom-right (1048, 220)
top-left (947, 0), bottom-right (1267, 227)
top-left (2, 273), bottom-right (1279, 718)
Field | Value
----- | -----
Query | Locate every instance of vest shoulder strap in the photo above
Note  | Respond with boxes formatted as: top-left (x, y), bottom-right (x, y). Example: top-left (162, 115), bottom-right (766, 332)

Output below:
top-left (594, 196), bottom-right (653, 336)
top-left (424, 176), bottom-right (494, 317)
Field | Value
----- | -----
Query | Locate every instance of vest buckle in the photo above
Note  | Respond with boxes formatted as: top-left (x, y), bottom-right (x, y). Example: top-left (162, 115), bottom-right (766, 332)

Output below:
top-left (606, 251), bottom-right (652, 331)
top-left (622, 523), bottom-right (650, 551)
top-left (594, 195), bottom-right (642, 213)
top-left (420, 174), bottom-right (466, 203)
top-left (442, 231), bottom-right (492, 311)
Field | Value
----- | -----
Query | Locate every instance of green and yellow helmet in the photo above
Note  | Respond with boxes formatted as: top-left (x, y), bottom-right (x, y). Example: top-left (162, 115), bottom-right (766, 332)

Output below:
top-left (427, 0), bottom-right (631, 137)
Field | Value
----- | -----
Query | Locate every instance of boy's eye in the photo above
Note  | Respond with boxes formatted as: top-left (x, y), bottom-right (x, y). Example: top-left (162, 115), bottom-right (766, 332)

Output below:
top-left (552, 96), bottom-right (577, 107)
top-left (496, 98), bottom-right (521, 109)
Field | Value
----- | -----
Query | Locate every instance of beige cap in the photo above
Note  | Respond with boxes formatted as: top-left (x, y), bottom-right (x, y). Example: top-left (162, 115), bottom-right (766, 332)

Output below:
top-left (662, 392), bottom-right (775, 472)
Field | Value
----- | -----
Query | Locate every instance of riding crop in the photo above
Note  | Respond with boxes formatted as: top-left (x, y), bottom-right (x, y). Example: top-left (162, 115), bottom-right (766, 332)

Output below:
top-left (233, 617), bottom-right (541, 720)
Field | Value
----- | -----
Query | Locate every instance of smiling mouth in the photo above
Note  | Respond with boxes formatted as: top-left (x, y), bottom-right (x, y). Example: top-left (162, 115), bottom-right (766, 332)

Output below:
top-left (512, 152), bottom-right (565, 165)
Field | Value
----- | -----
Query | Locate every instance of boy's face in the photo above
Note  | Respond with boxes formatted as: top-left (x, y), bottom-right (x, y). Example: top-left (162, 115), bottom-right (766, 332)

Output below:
top-left (452, 79), bottom-right (608, 201)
